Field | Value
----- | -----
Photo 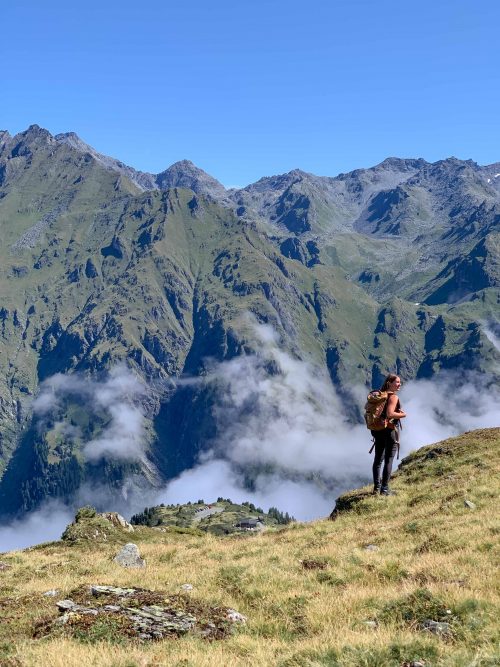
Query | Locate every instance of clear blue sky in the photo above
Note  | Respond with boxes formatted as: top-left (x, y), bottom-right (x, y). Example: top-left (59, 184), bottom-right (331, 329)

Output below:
top-left (2, 0), bottom-right (498, 187)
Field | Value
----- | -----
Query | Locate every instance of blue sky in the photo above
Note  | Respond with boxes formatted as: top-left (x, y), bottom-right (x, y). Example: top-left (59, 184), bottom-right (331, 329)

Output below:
top-left (2, 0), bottom-right (498, 186)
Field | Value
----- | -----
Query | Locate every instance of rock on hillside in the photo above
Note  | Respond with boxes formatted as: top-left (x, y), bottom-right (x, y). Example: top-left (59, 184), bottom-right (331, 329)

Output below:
top-left (62, 507), bottom-right (135, 544)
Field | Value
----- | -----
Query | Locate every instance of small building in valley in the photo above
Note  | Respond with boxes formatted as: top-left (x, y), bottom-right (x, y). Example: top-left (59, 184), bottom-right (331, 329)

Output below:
top-left (234, 518), bottom-right (264, 530)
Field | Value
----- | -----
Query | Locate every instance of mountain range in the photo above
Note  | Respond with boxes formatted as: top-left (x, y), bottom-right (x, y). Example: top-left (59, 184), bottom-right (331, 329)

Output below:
top-left (0, 124), bottom-right (498, 518)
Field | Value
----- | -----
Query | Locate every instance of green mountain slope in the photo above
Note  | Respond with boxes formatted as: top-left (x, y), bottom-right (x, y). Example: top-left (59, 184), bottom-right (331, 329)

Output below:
top-left (0, 126), bottom-right (498, 516)
top-left (128, 499), bottom-right (293, 536)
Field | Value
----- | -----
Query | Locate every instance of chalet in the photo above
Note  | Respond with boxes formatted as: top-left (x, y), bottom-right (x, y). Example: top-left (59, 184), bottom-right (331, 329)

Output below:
top-left (234, 517), bottom-right (264, 530)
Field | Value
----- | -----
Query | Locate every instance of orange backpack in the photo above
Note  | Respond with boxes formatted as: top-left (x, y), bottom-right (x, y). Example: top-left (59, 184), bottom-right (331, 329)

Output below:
top-left (364, 390), bottom-right (393, 431)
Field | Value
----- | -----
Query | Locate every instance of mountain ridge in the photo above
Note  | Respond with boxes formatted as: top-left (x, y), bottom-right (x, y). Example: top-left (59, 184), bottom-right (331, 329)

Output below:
top-left (8, 123), bottom-right (500, 197)
top-left (0, 123), bottom-right (498, 519)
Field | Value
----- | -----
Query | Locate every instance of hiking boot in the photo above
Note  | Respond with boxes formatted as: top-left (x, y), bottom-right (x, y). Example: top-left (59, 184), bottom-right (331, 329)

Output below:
top-left (372, 485), bottom-right (381, 495)
top-left (380, 487), bottom-right (397, 496)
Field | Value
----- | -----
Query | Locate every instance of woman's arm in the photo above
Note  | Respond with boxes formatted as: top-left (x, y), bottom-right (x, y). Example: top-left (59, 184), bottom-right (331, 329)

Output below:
top-left (386, 394), bottom-right (406, 419)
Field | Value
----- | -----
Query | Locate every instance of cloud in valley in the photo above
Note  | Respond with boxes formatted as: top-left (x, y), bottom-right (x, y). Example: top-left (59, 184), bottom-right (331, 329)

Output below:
top-left (157, 323), bottom-right (500, 520)
top-left (33, 364), bottom-right (148, 462)
top-left (3, 323), bottom-right (499, 550)
top-left (483, 320), bottom-right (500, 355)
top-left (0, 501), bottom-right (73, 553)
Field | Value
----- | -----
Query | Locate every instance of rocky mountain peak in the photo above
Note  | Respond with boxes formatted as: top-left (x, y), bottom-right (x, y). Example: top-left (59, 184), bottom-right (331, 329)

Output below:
top-left (55, 131), bottom-right (90, 152)
top-left (287, 168), bottom-right (310, 179)
top-left (405, 157), bottom-right (484, 192)
top-left (155, 160), bottom-right (227, 199)
top-left (484, 161), bottom-right (500, 173)
top-left (430, 157), bottom-right (479, 173)
top-left (22, 124), bottom-right (55, 143)
top-left (2, 125), bottom-right (56, 161)
top-left (240, 169), bottom-right (310, 194)
top-left (54, 131), bottom-right (157, 191)
top-left (376, 157), bottom-right (428, 172)
top-left (0, 130), bottom-right (11, 144)
top-left (168, 159), bottom-right (197, 170)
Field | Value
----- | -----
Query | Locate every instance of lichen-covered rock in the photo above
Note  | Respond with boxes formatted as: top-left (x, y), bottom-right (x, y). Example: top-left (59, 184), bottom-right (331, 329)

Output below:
top-left (113, 543), bottom-right (146, 568)
top-left (56, 599), bottom-right (76, 611)
top-left (43, 589), bottom-right (59, 597)
top-left (62, 507), bottom-right (130, 544)
top-left (226, 609), bottom-right (247, 624)
top-left (100, 512), bottom-right (135, 532)
top-left (56, 599), bottom-right (98, 618)
top-left (420, 619), bottom-right (452, 636)
top-left (90, 585), bottom-right (138, 597)
top-left (37, 584), bottom-right (246, 642)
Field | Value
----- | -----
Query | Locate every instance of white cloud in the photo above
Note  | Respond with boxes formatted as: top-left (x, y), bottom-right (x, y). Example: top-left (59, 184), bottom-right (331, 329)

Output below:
top-left (33, 364), bottom-right (148, 462)
top-left (156, 323), bottom-right (500, 521)
top-left (5, 322), bottom-right (499, 548)
top-left (401, 373), bottom-right (500, 452)
top-left (83, 402), bottom-right (145, 461)
top-left (0, 501), bottom-right (73, 553)
top-left (483, 323), bottom-right (500, 354)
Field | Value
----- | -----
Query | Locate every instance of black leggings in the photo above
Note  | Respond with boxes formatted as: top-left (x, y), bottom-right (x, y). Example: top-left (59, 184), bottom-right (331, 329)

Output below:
top-left (372, 428), bottom-right (399, 488)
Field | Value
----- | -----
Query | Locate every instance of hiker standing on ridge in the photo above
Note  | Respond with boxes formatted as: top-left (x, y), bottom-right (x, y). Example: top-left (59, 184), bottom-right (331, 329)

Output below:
top-left (368, 373), bottom-right (406, 495)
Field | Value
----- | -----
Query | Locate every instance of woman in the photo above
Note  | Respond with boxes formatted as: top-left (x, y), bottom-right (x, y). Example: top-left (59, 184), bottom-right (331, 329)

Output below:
top-left (372, 373), bottom-right (406, 495)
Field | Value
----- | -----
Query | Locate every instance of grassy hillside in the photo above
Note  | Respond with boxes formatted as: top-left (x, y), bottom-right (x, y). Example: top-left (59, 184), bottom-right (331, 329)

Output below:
top-left (0, 427), bottom-right (498, 666)
top-left (129, 499), bottom-right (293, 536)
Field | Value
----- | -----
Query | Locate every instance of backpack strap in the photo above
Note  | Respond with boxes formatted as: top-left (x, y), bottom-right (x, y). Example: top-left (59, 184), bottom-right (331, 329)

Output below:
top-left (380, 391), bottom-right (394, 419)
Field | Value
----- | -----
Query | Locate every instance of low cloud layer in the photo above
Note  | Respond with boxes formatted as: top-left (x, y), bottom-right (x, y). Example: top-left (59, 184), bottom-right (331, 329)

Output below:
top-left (206, 325), bottom-right (368, 479)
top-left (157, 324), bottom-right (500, 520)
top-left (0, 501), bottom-right (74, 553)
top-left (3, 323), bottom-right (499, 551)
top-left (157, 324), bottom-right (370, 520)
top-left (1, 367), bottom-right (150, 552)
top-left (484, 322), bottom-right (500, 355)
top-left (34, 364), bottom-right (148, 462)
top-left (401, 374), bottom-right (500, 450)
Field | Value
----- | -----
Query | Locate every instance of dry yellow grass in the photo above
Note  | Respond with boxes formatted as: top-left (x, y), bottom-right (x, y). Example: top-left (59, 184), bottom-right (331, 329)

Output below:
top-left (1, 428), bottom-right (499, 666)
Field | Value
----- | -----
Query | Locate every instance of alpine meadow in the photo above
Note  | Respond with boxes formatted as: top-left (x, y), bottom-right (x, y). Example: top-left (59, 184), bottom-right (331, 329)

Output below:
top-left (0, 123), bottom-right (498, 666)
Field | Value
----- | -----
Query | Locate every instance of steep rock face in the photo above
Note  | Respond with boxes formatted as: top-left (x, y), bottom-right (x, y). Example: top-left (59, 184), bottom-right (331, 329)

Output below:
top-left (279, 237), bottom-right (320, 267)
top-left (231, 159), bottom-right (428, 236)
top-left (155, 160), bottom-right (228, 201)
top-left (355, 158), bottom-right (496, 241)
top-left (55, 132), bottom-right (158, 190)
top-left (55, 134), bottom-right (228, 200)
top-left (0, 125), bottom-right (498, 517)
top-left (425, 233), bottom-right (500, 305)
